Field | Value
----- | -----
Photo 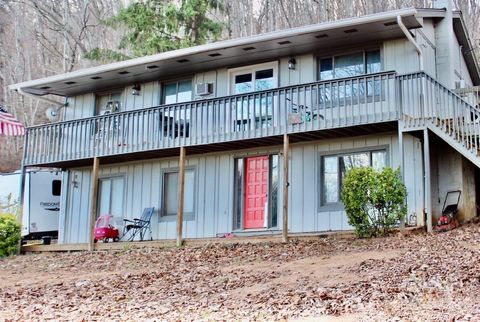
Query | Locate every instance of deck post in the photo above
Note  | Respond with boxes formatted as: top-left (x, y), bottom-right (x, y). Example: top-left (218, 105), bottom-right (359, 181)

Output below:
top-left (176, 146), bottom-right (186, 247)
top-left (16, 133), bottom-right (29, 253)
top-left (423, 129), bottom-right (432, 232)
top-left (282, 133), bottom-right (289, 243)
top-left (88, 157), bottom-right (100, 251)
top-left (398, 122), bottom-right (405, 228)
top-left (18, 132), bottom-right (28, 217)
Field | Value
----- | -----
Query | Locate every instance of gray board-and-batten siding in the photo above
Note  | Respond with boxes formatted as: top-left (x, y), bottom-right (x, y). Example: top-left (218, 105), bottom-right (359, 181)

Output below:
top-left (59, 133), bottom-right (423, 244)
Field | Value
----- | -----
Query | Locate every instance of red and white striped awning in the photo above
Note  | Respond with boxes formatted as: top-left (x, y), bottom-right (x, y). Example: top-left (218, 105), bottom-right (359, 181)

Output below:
top-left (0, 105), bottom-right (25, 136)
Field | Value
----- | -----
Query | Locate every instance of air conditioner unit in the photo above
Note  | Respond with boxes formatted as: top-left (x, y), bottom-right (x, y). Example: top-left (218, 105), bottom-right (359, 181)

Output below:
top-left (196, 83), bottom-right (213, 96)
top-left (102, 100), bottom-right (120, 115)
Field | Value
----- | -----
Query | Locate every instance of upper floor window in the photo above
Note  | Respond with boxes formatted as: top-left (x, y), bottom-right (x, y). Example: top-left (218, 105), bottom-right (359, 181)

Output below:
top-left (229, 62), bottom-right (278, 95)
top-left (163, 80), bottom-right (192, 104)
top-left (95, 92), bottom-right (122, 115)
top-left (228, 62), bottom-right (278, 130)
top-left (319, 50), bottom-right (381, 80)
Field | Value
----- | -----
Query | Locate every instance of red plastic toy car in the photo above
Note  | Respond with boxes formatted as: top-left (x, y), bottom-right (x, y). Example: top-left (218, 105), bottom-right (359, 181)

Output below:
top-left (94, 214), bottom-right (120, 243)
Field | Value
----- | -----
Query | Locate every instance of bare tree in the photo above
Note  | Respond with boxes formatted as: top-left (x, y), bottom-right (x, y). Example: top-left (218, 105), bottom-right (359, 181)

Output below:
top-left (0, 0), bottom-right (479, 171)
top-left (0, 0), bottom-right (123, 171)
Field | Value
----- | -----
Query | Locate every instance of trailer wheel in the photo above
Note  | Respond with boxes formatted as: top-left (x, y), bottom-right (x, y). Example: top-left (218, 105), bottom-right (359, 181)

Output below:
top-left (113, 237), bottom-right (119, 242)
top-left (104, 238), bottom-right (109, 243)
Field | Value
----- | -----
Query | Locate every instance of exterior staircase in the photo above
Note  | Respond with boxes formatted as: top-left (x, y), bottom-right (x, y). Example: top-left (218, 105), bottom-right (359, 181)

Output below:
top-left (399, 72), bottom-right (480, 168)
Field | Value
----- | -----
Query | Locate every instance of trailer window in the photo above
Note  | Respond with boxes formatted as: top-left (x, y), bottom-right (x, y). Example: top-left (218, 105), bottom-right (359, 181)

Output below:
top-left (52, 180), bottom-right (61, 196)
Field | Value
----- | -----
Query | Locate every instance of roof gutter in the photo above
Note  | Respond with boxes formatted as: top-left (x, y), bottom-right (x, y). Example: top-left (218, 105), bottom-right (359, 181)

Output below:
top-left (397, 15), bottom-right (424, 70)
top-left (17, 87), bottom-right (65, 106)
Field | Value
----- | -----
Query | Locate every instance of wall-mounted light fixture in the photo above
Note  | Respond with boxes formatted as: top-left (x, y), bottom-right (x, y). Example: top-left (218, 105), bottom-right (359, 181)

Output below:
top-left (132, 84), bottom-right (141, 96)
top-left (45, 102), bottom-right (69, 122)
top-left (288, 58), bottom-right (296, 70)
top-left (71, 173), bottom-right (79, 188)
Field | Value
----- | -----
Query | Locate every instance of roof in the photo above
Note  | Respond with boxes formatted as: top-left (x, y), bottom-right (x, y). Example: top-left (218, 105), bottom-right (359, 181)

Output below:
top-left (9, 8), bottom-right (422, 97)
top-left (451, 11), bottom-right (480, 85)
top-left (11, 7), bottom-right (480, 96)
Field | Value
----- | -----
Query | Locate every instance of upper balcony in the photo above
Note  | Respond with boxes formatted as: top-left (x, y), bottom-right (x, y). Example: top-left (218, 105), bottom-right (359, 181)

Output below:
top-left (24, 71), bottom-right (401, 167)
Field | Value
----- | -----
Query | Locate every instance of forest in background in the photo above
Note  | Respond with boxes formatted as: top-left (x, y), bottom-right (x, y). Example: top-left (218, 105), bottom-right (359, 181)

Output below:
top-left (0, 0), bottom-right (479, 172)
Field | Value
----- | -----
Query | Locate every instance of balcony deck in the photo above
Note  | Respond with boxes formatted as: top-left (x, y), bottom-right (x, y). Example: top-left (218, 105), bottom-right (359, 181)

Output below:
top-left (24, 71), bottom-right (399, 167)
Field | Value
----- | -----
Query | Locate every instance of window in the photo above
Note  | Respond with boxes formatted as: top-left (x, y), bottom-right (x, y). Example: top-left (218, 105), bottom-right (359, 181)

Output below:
top-left (321, 149), bottom-right (387, 205)
top-left (52, 180), bottom-right (61, 196)
top-left (163, 80), bottom-right (192, 104)
top-left (98, 176), bottom-right (125, 218)
top-left (233, 68), bottom-right (275, 93)
top-left (229, 62), bottom-right (278, 130)
top-left (162, 169), bottom-right (195, 217)
top-left (318, 50), bottom-right (381, 80)
top-left (317, 50), bottom-right (382, 108)
top-left (231, 64), bottom-right (276, 95)
top-left (95, 92), bottom-right (122, 115)
top-left (269, 155), bottom-right (279, 228)
top-left (366, 50), bottom-right (381, 74)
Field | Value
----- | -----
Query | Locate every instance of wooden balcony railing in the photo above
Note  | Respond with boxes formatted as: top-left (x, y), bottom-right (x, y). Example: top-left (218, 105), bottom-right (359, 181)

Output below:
top-left (24, 71), bottom-right (398, 166)
top-left (399, 72), bottom-right (480, 157)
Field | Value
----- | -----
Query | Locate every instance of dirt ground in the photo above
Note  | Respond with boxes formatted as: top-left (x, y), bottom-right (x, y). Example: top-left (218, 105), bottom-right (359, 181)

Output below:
top-left (1, 224), bottom-right (480, 321)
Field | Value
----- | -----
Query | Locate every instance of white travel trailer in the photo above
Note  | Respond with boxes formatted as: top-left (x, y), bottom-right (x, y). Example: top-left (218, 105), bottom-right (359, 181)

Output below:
top-left (0, 170), bottom-right (62, 239)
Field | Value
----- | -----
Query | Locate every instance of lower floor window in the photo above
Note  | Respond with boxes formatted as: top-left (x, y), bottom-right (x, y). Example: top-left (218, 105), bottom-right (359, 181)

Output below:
top-left (162, 169), bottom-right (195, 217)
top-left (321, 149), bottom-right (387, 204)
top-left (98, 176), bottom-right (125, 218)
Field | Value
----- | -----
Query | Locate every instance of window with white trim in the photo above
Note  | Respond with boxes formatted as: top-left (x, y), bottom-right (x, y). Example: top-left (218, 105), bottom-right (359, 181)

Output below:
top-left (229, 62), bottom-right (278, 95)
top-left (321, 149), bottom-right (387, 205)
top-left (228, 62), bottom-right (278, 130)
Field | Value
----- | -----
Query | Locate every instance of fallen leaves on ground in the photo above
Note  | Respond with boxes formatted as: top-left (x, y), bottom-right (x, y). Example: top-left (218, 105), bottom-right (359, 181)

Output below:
top-left (1, 224), bottom-right (480, 321)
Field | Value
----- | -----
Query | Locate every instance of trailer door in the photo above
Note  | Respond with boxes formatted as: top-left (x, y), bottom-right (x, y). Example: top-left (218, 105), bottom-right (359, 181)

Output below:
top-left (29, 171), bottom-right (62, 236)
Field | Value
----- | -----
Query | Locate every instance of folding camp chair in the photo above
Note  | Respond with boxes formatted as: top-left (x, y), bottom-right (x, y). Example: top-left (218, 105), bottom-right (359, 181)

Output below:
top-left (122, 207), bottom-right (155, 241)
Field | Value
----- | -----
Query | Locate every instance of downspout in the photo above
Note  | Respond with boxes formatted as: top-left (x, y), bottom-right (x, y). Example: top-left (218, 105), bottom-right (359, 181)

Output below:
top-left (397, 15), bottom-right (424, 71)
top-left (398, 15), bottom-right (432, 231)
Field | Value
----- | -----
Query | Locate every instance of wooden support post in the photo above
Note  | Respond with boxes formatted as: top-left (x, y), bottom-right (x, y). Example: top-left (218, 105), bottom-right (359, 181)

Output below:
top-left (176, 146), bottom-right (186, 247)
top-left (17, 165), bottom-right (27, 227)
top-left (282, 134), bottom-right (289, 243)
top-left (423, 129), bottom-right (432, 232)
top-left (17, 135), bottom-right (28, 253)
top-left (88, 157), bottom-right (100, 251)
top-left (398, 122), bottom-right (406, 229)
top-left (17, 164), bottom-right (27, 253)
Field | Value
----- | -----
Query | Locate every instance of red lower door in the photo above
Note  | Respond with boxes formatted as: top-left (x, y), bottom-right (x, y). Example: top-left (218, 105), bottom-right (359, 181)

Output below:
top-left (244, 156), bottom-right (269, 229)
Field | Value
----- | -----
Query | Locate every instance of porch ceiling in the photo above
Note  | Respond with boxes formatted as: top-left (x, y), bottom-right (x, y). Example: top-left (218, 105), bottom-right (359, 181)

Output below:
top-left (9, 9), bottom-right (421, 97)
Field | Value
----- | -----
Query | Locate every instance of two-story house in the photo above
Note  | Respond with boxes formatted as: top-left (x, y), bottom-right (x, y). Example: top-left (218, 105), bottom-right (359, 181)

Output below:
top-left (9, 1), bottom-right (480, 247)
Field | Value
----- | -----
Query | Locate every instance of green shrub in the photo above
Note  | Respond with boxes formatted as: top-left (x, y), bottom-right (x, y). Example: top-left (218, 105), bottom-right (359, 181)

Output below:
top-left (0, 214), bottom-right (21, 257)
top-left (341, 167), bottom-right (407, 238)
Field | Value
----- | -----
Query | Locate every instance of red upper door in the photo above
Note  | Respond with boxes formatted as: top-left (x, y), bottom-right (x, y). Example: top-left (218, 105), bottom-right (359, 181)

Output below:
top-left (244, 156), bottom-right (269, 229)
